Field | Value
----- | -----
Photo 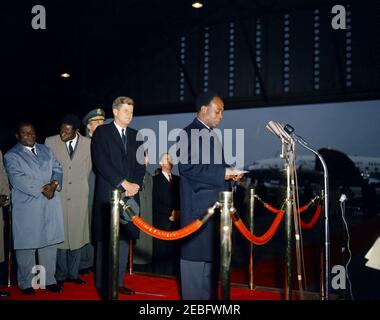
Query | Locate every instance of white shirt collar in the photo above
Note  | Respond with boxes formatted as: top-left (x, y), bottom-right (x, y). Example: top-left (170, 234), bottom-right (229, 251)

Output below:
top-left (113, 121), bottom-right (127, 138)
top-left (197, 117), bottom-right (211, 130)
top-left (162, 170), bottom-right (172, 182)
top-left (24, 144), bottom-right (37, 154)
top-left (66, 133), bottom-right (79, 150)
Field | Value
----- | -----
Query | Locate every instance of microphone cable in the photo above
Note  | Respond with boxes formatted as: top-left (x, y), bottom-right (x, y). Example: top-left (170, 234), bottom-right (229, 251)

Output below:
top-left (340, 195), bottom-right (355, 300)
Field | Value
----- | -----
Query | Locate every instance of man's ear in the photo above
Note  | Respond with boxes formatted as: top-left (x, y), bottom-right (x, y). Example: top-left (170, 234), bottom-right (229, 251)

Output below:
top-left (15, 133), bottom-right (19, 141)
top-left (112, 108), bottom-right (118, 117)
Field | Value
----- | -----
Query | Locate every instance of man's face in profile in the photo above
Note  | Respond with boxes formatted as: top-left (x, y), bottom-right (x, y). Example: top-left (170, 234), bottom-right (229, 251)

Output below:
top-left (201, 96), bottom-right (224, 128)
top-left (87, 119), bottom-right (104, 137)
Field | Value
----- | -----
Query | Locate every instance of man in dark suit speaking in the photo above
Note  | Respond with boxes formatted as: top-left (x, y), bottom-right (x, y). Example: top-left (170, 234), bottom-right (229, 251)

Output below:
top-left (178, 91), bottom-right (244, 300)
top-left (91, 96), bottom-right (145, 297)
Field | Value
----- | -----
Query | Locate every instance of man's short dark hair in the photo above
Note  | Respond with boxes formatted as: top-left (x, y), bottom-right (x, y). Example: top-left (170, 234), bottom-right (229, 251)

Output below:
top-left (195, 91), bottom-right (219, 113)
top-left (61, 114), bottom-right (81, 130)
top-left (16, 121), bottom-right (34, 134)
top-left (112, 96), bottom-right (134, 110)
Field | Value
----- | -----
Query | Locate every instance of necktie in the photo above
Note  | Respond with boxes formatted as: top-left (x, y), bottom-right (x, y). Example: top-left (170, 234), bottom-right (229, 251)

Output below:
top-left (31, 147), bottom-right (37, 157)
top-left (69, 141), bottom-right (74, 158)
top-left (168, 173), bottom-right (172, 184)
top-left (121, 129), bottom-right (127, 151)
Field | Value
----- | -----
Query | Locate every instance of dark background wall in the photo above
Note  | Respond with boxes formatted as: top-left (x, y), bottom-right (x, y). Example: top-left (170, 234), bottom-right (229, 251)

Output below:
top-left (0, 0), bottom-right (379, 151)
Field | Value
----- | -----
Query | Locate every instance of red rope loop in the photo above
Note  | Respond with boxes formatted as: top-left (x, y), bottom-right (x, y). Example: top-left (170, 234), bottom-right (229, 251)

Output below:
top-left (256, 195), bottom-right (320, 215)
top-left (263, 202), bottom-right (284, 214)
top-left (231, 210), bottom-right (285, 245)
top-left (132, 216), bottom-right (203, 240)
top-left (300, 205), bottom-right (322, 230)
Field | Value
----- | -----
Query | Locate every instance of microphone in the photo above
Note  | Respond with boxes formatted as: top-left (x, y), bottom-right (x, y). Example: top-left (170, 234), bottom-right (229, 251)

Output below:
top-left (284, 124), bottom-right (294, 134)
top-left (283, 123), bottom-right (309, 146)
top-left (339, 194), bottom-right (348, 203)
top-left (266, 121), bottom-right (293, 143)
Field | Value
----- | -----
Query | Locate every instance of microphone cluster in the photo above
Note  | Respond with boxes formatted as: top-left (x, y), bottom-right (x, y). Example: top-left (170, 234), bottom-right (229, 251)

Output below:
top-left (266, 121), bottom-right (294, 144)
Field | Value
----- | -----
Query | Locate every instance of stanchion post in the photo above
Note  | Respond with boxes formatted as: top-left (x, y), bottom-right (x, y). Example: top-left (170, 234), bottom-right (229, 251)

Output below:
top-left (220, 191), bottom-right (233, 300)
top-left (129, 240), bottom-right (133, 275)
top-left (284, 163), bottom-right (293, 300)
top-left (248, 188), bottom-right (256, 290)
top-left (108, 189), bottom-right (121, 300)
top-left (320, 190), bottom-right (325, 300)
top-left (7, 201), bottom-right (12, 288)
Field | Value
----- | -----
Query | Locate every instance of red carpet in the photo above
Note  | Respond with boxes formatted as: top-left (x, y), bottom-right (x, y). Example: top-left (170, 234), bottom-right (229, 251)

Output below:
top-left (1, 272), bottom-right (284, 300)
top-left (3, 217), bottom-right (378, 300)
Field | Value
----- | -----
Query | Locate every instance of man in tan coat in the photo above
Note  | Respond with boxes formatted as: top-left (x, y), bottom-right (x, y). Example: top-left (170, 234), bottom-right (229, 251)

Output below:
top-left (78, 108), bottom-right (105, 275)
top-left (0, 149), bottom-right (10, 298)
top-left (45, 114), bottom-right (92, 286)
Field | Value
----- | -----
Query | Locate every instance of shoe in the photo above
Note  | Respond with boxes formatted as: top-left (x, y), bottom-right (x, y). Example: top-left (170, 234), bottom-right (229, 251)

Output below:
top-left (0, 290), bottom-right (10, 298)
top-left (21, 287), bottom-right (35, 295)
top-left (46, 284), bottom-right (63, 293)
top-left (57, 280), bottom-right (65, 287)
top-left (118, 286), bottom-right (135, 295)
top-left (66, 278), bottom-right (86, 285)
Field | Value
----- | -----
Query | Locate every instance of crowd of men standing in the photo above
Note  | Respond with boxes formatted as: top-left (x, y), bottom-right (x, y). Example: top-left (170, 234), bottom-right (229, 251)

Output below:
top-left (0, 92), bottom-right (243, 300)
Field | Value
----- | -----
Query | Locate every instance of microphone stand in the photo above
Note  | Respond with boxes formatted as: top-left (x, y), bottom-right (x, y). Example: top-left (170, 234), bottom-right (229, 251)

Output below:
top-left (292, 134), bottom-right (330, 300)
top-left (282, 139), bottom-right (295, 300)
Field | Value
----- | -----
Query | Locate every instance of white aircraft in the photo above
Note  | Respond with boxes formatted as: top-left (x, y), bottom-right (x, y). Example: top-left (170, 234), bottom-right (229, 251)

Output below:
top-left (248, 155), bottom-right (380, 176)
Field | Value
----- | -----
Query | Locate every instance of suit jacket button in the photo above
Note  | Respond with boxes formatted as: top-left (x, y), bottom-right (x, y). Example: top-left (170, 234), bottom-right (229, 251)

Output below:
top-left (68, 182), bottom-right (72, 184)
top-left (67, 198), bottom-right (71, 201)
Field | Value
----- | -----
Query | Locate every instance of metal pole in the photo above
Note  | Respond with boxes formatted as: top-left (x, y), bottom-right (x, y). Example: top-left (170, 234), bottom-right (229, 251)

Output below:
top-left (320, 158), bottom-right (330, 301)
top-left (295, 137), bottom-right (330, 300)
top-left (284, 162), bottom-right (293, 300)
top-left (129, 240), bottom-right (133, 275)
top-left (108, 190), bottom-right (120, 300)
top-left (7, 201), bottom-right (12, 288)
top-left (248, 188), bottom-right (256, 290)
top-left (220, 191), bottom-right (233, 300)
top-left (320, 190), bottom-right (325, 299)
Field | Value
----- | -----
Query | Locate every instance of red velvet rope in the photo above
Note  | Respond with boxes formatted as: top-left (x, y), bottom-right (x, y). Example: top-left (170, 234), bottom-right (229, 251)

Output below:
top-left (231, 210), bottom-right (285, 245)
top-left (263, 202), bottom-right (321, 230)
top-left (300, 205), bottom-right (322, 230)
top-left (298, 204), bottom-right (310, 214)
top-left (131, 216), bottom-right (203, 240)
top-left (264, 202), bottom-right (311, 214)
top-left (263, 203), bottom-right (283, 214)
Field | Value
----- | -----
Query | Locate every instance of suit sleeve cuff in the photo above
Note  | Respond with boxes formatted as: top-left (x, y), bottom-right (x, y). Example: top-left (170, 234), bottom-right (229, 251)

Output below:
top-left (117, 179), bottom-right (126, 192)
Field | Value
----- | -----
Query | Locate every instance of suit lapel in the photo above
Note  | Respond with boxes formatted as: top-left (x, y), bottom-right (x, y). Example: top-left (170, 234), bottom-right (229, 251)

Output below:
top-left (19, 144), bottom-right (38, 162)
top-left (18, 144), bottom-right (41, 171)
top-left (160, 172), bottom-right (170, 186)
top-left (110, 123), bottom-right (126, 154)
top-left (70, 134), bottom-right (82, 160)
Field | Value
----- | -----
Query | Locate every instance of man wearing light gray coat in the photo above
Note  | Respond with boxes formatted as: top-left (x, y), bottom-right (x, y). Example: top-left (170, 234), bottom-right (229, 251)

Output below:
top-left (5, 122), bottom-right (64, 295)
top-left (45, 114), bottom-right (92, 285)
top-left (0, 149), bottom-right (10, 298)
top-left (0, 150), bottom-right (10, 267)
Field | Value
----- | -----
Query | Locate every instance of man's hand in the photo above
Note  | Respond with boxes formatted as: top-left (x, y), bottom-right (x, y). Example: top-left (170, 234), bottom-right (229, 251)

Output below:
top-left (121, 180), bottom-right (140, 197)
top-left (42, 181), bottom-right (58, 200)
top-left (225, 168), bottom-right (246, 181)
top-left (169, 210), bottom-right (180, 222)
top-left (0, 195), bottom-right (8, 207)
